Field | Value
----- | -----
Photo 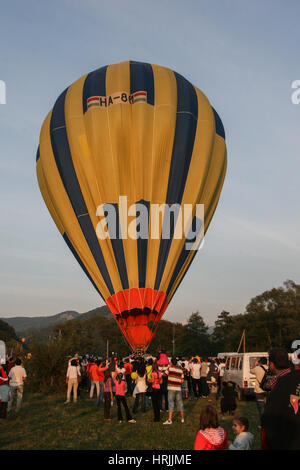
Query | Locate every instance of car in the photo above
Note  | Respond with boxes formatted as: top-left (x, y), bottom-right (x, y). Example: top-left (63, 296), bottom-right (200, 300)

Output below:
top-left (222, 352), bottom-right (269, 400)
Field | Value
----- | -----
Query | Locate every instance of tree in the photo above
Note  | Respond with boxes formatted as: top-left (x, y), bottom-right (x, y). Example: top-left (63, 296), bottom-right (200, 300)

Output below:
top-left (210, 280), bottom-right (300, 353)
top-left (212, 311), bottom-right (233, 352)
top-left (149, 320), bottom-right (185, 356)
top-left (180, 312), bottom-right (211, 357)
top-left (0, 319), bottom-right (19, 342)
top-left (0, 319), bottom-right (24, 356)
top-left (244, 280), bottom-right (300, 350)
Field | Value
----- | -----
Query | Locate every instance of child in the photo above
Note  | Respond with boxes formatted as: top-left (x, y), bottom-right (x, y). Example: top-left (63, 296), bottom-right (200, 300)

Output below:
top-left (208, 377), bottom-right (218, 405)
top-left (228, 416), bottom-right (254, 450)
top-left (194, 405), bottom-right (228, 450)
top-left (115, 373), bottom-right (136, 424)
top-left (220, 381), bottom-right (237, 418)
top-left (150, 363), bottom-right (162, 422)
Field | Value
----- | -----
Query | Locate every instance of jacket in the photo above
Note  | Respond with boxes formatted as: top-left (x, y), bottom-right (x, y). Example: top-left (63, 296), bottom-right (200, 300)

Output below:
top-left (194, 427), bottom-right (228, 450)
top-left (228, 432), bottom-right (254, 450)
top-left (261, 369), bottom-right (300, 450)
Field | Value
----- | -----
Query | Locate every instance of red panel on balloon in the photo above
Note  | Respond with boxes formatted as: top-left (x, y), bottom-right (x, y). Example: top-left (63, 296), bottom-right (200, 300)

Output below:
top-left (106, 288), bottom-right (168, 350)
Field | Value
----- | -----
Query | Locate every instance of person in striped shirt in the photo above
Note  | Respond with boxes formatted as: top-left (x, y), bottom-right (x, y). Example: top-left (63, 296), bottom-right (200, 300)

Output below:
top-left (163, 357), bottom-right (184, 425)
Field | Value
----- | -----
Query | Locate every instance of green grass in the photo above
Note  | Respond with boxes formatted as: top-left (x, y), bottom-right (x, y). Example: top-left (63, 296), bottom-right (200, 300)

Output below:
top-left (0, 389), bottom-right (261, 450)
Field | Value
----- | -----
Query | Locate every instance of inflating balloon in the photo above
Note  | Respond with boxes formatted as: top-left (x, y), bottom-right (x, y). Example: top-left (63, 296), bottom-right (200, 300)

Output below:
top-left (36, 61), bottom-right (227, 351)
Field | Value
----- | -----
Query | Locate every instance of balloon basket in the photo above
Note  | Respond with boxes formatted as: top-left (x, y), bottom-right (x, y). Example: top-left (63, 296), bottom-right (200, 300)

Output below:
top-left (133, 348), bottom-right (146, 357)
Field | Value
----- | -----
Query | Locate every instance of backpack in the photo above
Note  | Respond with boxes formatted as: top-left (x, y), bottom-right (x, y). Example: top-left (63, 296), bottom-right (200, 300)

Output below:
top-left (259, 365), bottom-right (273, 392)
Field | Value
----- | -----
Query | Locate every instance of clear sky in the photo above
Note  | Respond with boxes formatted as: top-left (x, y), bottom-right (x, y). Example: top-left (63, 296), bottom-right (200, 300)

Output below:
top-left (0, 0), bottom-right (299, 325)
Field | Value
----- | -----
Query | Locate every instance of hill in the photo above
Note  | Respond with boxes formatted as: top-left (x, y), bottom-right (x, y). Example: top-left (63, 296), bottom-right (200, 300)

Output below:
top-left (0, 305), bottom-right (112, 337)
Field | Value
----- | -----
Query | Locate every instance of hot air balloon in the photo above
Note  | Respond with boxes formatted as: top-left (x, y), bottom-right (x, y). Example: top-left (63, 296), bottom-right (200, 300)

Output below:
top-left (36, 61), bottom-right (226, 352)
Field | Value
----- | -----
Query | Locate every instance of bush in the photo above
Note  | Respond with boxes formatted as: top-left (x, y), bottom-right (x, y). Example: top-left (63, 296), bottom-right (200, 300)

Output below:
top-left (25, 338), bottom-right (71, 393)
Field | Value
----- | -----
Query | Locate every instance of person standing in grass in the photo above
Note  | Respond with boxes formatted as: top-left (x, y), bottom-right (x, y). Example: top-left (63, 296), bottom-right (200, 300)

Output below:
top-left (85, 356), bottom-right (94, 393)
top-left (220, 381), bottom-right (237, 418)
top-left (115, 373), bottom-right (136, 424)
top-left (250, 357), bottom-right (269, 422)
top-left (190, 358), bottom-right (201, 398)
top-left (124, 358), bottom-right (133, 396)
top-left (163, 357), bottom-right (184, 425)
top-left (7, 357), bottom-right (27, 414)
top-left (181, 363), bottom-right (189, 399)
top-left (131, 362), bottom-right (147, 414)
top-left (89, 359), bottom-right (100, 400)
top-left (65, 359), bottom-right (81, 404)
top-left (194, 405), bottom-right (228, 450)
top-left (261, 347), bottom-right (300, 450)
top-left (157, 351), bottom-right (169, 412)
top-left (103, 370), bottom-right (114, 421)
top-left (0, 363), bottom-right (10, 419)
top-left (150, 362), bottom-right (162, 422)
top-left (96, 359), bottom-right (108, 408)
top-left (208, 376), bottom-right (218, 405)
top-left (200, 358), bottom-right (209, 398)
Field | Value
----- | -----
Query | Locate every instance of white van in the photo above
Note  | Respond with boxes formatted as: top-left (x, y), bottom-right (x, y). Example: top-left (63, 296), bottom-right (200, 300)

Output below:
top-left (0, 340), bottom-right (6, 364)
top-left (217, 353), bottom-right (232, 360)
top-left (222, 352), bottom-right (269, 400)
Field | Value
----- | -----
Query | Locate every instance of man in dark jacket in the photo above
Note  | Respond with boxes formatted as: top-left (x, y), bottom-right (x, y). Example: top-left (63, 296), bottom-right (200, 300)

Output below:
top-left (261, 369), bottom-right (300, 449)
top-left (261, 348), bottom-right (300, 450)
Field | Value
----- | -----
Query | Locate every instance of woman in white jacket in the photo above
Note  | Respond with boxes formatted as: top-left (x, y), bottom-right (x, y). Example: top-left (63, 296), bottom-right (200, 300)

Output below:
top-left (65, 359), bottom-right (81, 403)
top-left (131, 363), bottom-right (147, 414)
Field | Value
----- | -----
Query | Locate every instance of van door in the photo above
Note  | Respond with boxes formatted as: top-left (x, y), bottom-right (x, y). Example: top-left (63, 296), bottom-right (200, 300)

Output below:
top-left (231, 356), bottom-right (243, 389)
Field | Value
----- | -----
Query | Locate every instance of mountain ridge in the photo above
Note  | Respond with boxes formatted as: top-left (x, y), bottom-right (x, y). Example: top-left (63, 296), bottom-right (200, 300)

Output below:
top-left (0, 305), bottom-right (112, 336)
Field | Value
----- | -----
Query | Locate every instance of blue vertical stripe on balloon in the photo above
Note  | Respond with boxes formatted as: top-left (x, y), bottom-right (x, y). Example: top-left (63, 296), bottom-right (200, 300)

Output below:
top-left (50, 88), bottom-right (114, 295)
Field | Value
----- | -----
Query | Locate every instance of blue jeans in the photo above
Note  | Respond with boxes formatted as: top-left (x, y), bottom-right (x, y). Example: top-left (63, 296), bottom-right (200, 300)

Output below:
top-left (96, 382), bottom-right (104, 407)
top-left (132, 393), bottom-right (146, 413)
top-left (168, 390), bottom-right (184, 412)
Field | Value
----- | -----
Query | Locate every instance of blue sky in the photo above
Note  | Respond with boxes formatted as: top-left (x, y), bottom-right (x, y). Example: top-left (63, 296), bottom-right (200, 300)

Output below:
top-left (0, 0), bottom-right (299, 325)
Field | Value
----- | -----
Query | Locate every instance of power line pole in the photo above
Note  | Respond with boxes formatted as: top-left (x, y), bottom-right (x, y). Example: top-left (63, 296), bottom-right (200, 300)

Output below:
top-left (237, 330), bottom-right (246, 353)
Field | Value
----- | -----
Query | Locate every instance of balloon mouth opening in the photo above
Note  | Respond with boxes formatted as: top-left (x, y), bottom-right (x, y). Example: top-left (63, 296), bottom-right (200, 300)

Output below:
top-left (106, 288), bottom-right (168, 350)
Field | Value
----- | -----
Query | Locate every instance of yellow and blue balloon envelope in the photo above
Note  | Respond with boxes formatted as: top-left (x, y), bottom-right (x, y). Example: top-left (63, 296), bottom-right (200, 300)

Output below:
top-left (36, 61), bottom-right (227, 351)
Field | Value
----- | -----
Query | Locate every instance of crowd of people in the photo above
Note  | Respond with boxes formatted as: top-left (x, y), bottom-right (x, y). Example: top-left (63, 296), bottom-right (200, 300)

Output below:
top-left (1, 344), bottom-right (300, 450)
top-left (65, 351), bottom-right (232, 426)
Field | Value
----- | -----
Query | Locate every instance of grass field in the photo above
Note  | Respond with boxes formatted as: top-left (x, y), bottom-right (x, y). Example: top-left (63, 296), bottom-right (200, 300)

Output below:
top-left (0, 389), bottom-right (261, 450)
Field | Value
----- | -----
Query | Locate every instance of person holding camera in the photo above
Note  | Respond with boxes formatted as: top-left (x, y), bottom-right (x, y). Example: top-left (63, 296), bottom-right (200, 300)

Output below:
top-left (250, 357), bottom-right (269, 422)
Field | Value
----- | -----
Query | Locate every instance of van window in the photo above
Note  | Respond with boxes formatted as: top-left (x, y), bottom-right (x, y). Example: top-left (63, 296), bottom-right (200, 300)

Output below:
top-left (230, 357), bottom-right (237, 369)
top-left (249, 356), bottom-right (268, 369)
top-left (225, 358), bottom-right (230, 370)
top-left (239, 357), bottom-right (243, 370)
top-left (249, 357), bottom-right (260, 369)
